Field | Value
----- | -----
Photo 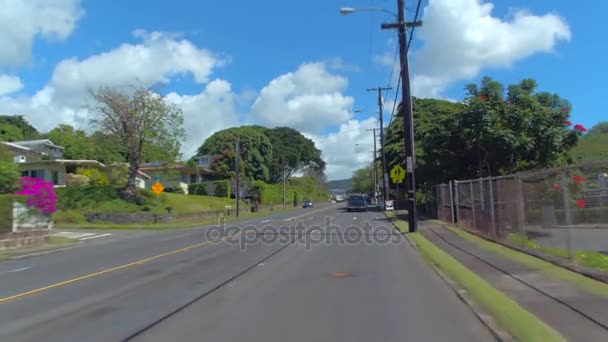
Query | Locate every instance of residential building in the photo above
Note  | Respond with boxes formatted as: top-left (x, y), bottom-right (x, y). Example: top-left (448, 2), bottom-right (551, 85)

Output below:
top-left (139, 155), bottom-right (214, 193)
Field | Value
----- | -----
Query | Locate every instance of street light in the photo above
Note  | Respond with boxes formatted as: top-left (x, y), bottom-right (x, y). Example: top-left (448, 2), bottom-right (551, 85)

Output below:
top-left (339, 7), bottom-right (397, 18)
top-left (340, 1), bottom-right (421, 233)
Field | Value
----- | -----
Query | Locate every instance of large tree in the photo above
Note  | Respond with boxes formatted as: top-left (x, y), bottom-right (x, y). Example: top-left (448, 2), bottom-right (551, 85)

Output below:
top-left (263, 127), bottom-right (325, 182)
top-left (385, 76), bottom-right (583, 190)
top-left (198, 126), bottom-right (273, 182)
top-left (91, 87), bottom-right (185, 201)
top-left (588, 122), bottom-right (608, 136)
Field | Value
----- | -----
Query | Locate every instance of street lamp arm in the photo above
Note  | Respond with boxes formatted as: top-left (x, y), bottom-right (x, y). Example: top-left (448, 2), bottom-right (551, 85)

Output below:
top-left (339, 7), bottom-right (397, 18)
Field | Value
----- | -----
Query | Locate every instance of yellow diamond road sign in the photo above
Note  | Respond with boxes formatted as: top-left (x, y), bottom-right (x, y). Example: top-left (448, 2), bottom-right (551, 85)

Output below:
top-left (390, 165), bottom-right (406, 184)
top-left (151, 181), bottom-right (165, 195)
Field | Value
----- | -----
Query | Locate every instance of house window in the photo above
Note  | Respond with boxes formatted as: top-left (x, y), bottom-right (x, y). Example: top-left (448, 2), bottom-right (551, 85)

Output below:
top-left (52, 171), bottom-right (59, 185)
top-left (190, 174), bottom-right (197, 184)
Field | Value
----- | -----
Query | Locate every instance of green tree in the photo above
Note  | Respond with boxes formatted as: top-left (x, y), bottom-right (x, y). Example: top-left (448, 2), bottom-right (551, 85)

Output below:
top-left (588, 122), bottom-right (608, 136)
top-left (0, 144), bottom-right (20, 194)
top-left (351, 166), bottom-right (373, 194)
top-left (198, 126), bottom-right (273, 182)
top-left (45, 124), bottom-right (93, 160)
top-left (0, 115), bottom-right (39, 141)
top-left (91, 87), bottom-right (185, 202)
top-left (263, 127), bottom-right (325, 182)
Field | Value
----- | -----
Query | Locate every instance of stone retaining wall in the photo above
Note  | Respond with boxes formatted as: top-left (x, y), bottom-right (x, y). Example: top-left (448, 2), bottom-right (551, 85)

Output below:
top-left (85, 210), bottom-right (224, 224)
top-left (0, 229), bottom-right (51, 250)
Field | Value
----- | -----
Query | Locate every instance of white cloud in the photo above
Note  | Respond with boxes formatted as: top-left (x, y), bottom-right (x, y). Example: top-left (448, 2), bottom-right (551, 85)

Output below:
top-left (0, 0), bottom-right (83, 68)
top-left (309, 117), bottom-right (378, 180)
top-left (375, 0), bottom-right (570, 98)
top-left (250, 62), bottom-right (355, 133)
top-left (50, 30), bottom-right (226, 100)
top-left (165, 79), bottom-right (239, 158)
top-left (0, 75), bottom-right (23, 95)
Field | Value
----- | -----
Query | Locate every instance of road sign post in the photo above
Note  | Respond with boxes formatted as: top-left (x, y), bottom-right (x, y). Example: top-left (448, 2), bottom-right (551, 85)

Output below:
top-left (389, 165), bottom-right (405, 213)
top-left (151, 181), bottom-right (164, 224)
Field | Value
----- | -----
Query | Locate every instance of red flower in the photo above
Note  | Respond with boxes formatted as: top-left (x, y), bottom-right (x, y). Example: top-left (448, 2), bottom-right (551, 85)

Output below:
top-left (571, 175), bottom-right (585, 185)
top-left (576, 199), bottom-right (585, 208)
top-left (449, 150), bottom-right (455, 156)
top-left (551, 184), bottom-right (562, 191)
top-left (573, 124), bottom-right (587, 132)
top-left (563, 120), bottom-right (572, 126)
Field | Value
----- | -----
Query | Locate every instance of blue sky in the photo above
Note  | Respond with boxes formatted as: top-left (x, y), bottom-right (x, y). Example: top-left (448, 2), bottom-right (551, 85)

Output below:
top-left (0, 0), bottom-right (605, 179)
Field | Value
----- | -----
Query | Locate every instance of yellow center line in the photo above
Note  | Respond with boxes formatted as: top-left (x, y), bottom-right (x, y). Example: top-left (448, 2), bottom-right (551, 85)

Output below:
top-left (0, 231), bottom-right (245, 304)
top-left (0, 205), bottom-right (337, 304)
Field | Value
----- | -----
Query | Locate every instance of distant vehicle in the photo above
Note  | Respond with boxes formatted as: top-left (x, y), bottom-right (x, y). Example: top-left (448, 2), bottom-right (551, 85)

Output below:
top-left (346, 195), bottom-right (367, 212)
top-left (302, 199), bottom-right (313, 208)
top-left (335, 195), bottom-right (345, 202)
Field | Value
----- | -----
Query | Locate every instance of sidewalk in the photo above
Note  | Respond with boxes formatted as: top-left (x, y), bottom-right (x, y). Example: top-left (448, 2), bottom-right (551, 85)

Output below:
top-left (420, 220), bottom-right (608, 342)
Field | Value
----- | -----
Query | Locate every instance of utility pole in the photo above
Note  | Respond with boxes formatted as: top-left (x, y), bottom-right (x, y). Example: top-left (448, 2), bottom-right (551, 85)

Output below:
top-left (367, 86), bottom-right (391, 210)
top-left (366, 128), bottom-right (379, 204)
top-left (235, 138), bottom-right (240, 217)
top-left (381, 0), bottom-right (422, 232)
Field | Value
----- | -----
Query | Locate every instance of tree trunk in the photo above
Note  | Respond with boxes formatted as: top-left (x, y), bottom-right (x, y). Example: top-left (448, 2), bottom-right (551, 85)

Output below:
top-left (122, 162), bottom-right (140, 202)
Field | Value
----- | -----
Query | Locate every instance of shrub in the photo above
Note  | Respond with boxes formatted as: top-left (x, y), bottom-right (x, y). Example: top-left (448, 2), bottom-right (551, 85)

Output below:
top-left (76, 167), bottom-right (109, 185)
top-left (189, 180), bottom-right (230, 197)
top-left (52, 210), bottom-right (86, 224)
top-left (66, 173), bottom-right (90, 187)
top-left (107, 164), bottom-right (128, 186)
top-left (56, 185), bottom-right (121, 210)
top-left (16, 177), bottom-right (57, 214)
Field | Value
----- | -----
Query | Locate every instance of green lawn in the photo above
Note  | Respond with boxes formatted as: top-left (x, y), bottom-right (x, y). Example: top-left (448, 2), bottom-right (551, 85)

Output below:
top-left (443, 223), bottom-right (608, 299)
top-left (386, 214), bottom-right (565, 342)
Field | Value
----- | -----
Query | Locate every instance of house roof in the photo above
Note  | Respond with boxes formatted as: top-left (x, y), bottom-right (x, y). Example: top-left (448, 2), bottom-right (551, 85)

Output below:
top-left (12, 139), bottom-right (64, 150)
top-left (137, 170), bottom-right (151, 179)
top-left (20, 159), bottom-right (106, 167)
top-left (1, 141), bottom-right (31, 152)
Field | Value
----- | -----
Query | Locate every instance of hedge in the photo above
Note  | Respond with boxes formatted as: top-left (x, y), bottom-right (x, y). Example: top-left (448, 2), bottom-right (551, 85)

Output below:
top-left (56, 186), bottom-right (122, 210)
top-left (188, 180), bottom-right (231, 198)
top-left (252, 178), bottom-right (329, 205)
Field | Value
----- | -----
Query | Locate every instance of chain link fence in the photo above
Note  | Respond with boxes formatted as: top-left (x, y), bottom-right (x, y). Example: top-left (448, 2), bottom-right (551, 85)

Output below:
top-left (432, 160), bottom-right (608, 265)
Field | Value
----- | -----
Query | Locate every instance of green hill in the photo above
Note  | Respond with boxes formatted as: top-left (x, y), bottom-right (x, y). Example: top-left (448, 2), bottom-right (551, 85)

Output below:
top-left (570, 133), bottom-right (608, 163)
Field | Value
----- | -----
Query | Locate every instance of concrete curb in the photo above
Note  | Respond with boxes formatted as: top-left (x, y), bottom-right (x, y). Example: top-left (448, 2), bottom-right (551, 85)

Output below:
top-left (7, 243), bottom-right (81, 260)
top-left (382, 214), bottom-right (511, 341)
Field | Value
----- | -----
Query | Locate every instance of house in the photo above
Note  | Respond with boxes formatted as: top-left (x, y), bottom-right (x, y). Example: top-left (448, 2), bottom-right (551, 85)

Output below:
top-left (139, 155), bottom-right (214, 194)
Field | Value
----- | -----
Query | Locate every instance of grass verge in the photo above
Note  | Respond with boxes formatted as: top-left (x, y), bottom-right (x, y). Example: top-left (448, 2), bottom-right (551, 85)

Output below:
top-left (387, 215), bottom-right (565, 342)
top-left (442, 223), bottom-right (608, 299)
top-left (507, 233), bottom-right (608, 273)
top-left (54, 205), bottom-right (301, 230)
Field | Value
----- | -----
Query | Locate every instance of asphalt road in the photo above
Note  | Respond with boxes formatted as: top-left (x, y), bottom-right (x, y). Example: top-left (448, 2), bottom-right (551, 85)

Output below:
top-left (0, 204), bottom-right (494, 342)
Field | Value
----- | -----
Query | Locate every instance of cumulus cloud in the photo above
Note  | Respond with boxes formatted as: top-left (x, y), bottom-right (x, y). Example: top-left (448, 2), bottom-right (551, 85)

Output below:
top-left (0, 0), bottom-right (83, 68)
top-left (50, 30), bottom-right (226, 100)
top-left (375, 0), bottom-right (570, 98)
top-left (250, 62), bottom-right (355, 134)
top-left (309, 117), bottom-right (378, 180)
top-left (0, 75), bottom-right (23, 96)
top-left (165, 79), bottom-right (239, 158)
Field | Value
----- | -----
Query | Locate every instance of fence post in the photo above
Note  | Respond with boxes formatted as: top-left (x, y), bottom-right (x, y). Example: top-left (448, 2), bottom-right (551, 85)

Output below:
top-left (479, 178), bottom-right (485, 211)
top-left (561, 170), bottom-right (573, 260)
top-left (470, 181), bottom-right (476, 230)
top-left (449, 181), bottom-right (455, 224)
top-left (454, 180), bottom-right (460, 226)
top-left (488, 177), bottom-right (497, 237)
top-left (516, 175), bottom-right (526, 247)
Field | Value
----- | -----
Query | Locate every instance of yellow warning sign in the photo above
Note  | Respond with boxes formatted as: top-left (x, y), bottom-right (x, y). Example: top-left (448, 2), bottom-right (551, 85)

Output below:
top-left (151, 181), bottom-right (165, 195)
top-left (390, 165), bottom-right (406, 184)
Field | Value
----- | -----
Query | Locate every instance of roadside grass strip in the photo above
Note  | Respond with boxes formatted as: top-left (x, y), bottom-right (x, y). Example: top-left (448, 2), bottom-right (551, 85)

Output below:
top-left (441, 223), bottom-right (608, 299)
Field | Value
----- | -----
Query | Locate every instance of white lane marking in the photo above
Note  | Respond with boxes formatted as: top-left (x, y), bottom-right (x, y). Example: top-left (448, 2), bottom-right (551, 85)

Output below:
top-left (283, 218), bottom-right (292, 222)
top-left (79, 233), bottom-right (112, 241)
top-left (257, 262), bottom-right (265, 267)
top-left (353, 217), bottom-right (357, 220)
top-left (261, 219), bottom-right (271, 223)
top-left (54, 232), bottom-right (96, 239)
top-left (306, 217), bottom-right (314, 221)
top-left (0, 267), bottom-right (31, 275)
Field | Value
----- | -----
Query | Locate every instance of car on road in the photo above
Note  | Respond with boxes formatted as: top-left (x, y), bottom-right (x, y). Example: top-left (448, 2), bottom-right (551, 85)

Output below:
top-left (302, 199), bottom-right (313, 208)
top-left (346, 195), bottom-right (367, 212)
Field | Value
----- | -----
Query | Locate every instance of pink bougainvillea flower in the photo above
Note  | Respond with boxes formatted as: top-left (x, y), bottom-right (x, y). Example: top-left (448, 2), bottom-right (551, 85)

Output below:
top-left (16, 177), bottom-right (57, 214)
top-left (576, 199), bottom-right (585, 208)
top-left (449, 150), bottom-right (455, 156)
